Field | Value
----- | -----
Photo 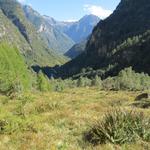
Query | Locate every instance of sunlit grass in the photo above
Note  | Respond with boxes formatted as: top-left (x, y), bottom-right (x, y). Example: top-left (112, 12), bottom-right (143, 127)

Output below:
top-left (0, 87), bottom-right (149, 149)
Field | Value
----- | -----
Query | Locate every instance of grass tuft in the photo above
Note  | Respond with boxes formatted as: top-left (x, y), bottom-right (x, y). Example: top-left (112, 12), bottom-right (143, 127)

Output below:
top-left (84, 109), bottom-right (150, 145)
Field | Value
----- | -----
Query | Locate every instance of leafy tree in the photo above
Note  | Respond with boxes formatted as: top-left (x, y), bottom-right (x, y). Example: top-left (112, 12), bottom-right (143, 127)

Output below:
top-left (0, 43), bottom-right (31, 95)
top-left (77, 77), bottom-right (85, 87)
top-left (37, 71), bottom-right (50, 92)
top-left (91, 75), bottom-right (102, 88)
top-left (102, 67), bottom-right (150, 91)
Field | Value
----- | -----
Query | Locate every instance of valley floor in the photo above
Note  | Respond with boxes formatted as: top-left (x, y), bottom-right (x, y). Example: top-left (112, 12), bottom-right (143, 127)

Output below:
top-left (0, 88), bottom-right (149, 150)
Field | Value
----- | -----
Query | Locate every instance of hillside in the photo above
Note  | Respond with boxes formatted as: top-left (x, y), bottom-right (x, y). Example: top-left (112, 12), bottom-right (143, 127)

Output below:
top-left (0, 0), bottom-right (64, 66)
top-left (65, 39), bottom-right (87, 59)
top-left (59, 0), bottom-right (150, 78)
top-left (23, 5), bottom-right (75, 54)
top-left (0, 43), bottom-right (31, 94)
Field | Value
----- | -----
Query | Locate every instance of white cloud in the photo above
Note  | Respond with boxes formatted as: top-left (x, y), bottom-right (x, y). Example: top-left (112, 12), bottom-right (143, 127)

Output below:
top-left (84, 4), bottom-right (112, 19)
top-left (17, 0), bottom-right (26, 4)
top-left (65, 19), bottom-right (77, 22)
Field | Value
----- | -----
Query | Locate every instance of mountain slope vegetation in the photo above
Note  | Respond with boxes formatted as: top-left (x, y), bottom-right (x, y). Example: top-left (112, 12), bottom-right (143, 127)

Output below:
top-left (59, 0), bottom-right (150, 78)
top-left (65, 39), bottom-right (87, 59)
top-left (0, 0), bottom-right (64, 66)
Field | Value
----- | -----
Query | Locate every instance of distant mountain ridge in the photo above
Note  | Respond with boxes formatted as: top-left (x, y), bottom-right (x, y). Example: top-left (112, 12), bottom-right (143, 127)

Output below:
top-left (23, 5), bottom-right (100, 55)
top-left (44, 14), bottom-right (100, 58)
top-left (23, 5), bottom-right (75, 54)
top-left (44, 14), bottom-right (100, 43)
top-left (64, 15), bottom-right (100, 43)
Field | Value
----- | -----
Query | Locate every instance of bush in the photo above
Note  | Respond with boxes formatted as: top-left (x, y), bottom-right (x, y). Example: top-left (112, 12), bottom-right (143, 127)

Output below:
top-left (0, 117), bottom-right (36, 134)
top-left (115, 67), bottom-right (150, 91)
top-left (41, 67), bottom-right (150, 92)
top-left (50, 78), bottom-right (65, 92)
top-left (91, 75), bottom-right (102, 88)
top-left (102, 77), bottom-right (116, 90)
top-left (77, 77), bottom-right (91, 87)
top-left (37, 71), bottom-right (50, 92)
top-left (101, 67), bottom-right (150, 91)
top-left (84, 109), bottom-right (150, 145)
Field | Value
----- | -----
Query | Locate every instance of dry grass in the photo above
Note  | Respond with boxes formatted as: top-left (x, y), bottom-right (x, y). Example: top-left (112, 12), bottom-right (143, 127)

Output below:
top-left (0, 87), bottom-right (149, 150)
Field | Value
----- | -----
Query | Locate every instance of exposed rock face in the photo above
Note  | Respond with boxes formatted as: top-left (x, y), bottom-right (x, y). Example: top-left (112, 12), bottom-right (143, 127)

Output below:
top-left (43, 14), bottom-right (100, 43)
top-left (63, 15), bottom-right (100, 43)
top-left (23, 5), bottom-right (75, 54)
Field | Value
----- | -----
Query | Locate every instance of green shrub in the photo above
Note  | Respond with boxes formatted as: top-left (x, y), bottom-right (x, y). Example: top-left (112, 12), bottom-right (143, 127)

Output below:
top-left (116, 67), bottom-right (150, 90)
top-left (84, 109), bottom-right (150, 145)
top-left (77, 77), bottom-right (85, 87)
top-left (77, 77), bottom-right (91, 87)
top-left (0, 117), bottom-right (36, 134)
top-left (53, 78), bottom-right (65, 92)
top-left (0, 43), bottom-right (31, 95)
top-left (91, 75), bottom-right (102, 88)
top-left (45, 67), bottom-right (150, 92)
top-left (37, 71), bottom-right (50, 92)
top-left (102, 67), bottom-right (150, 91)
top-left (102, 77), bottom-right (116, 90)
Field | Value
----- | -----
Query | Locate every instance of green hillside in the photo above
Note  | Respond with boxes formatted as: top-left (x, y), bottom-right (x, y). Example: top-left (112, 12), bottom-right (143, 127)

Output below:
top-left (0, 0), bottom-right (65, 66)
top-left (65, 39), bottom-right (87, 59)
top-left (60, 0), bottom-right (150, 78)
top-left (0, 43), bottom-right (31, 94)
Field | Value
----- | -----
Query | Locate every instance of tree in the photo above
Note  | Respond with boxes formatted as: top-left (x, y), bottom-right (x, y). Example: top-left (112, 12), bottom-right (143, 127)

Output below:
top-left (91, 75), bottom-right (102, 88)
top-left (77, 77), bottom-right (85, 87)
top-left (37, 71), bottom-right (49, 92)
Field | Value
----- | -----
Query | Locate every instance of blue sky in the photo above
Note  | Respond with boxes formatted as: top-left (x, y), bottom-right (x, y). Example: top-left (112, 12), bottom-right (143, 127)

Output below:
top-left (18, 0), bottom-right (121, 21)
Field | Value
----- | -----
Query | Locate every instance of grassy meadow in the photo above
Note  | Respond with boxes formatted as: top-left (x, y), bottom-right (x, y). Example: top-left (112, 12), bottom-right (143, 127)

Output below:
top-left (0, 87), bottom-right (150, 150)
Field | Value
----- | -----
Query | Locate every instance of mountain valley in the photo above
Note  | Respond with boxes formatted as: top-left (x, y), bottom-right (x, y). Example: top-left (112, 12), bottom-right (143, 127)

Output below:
top-left (0, 0), bottom-right (150, 149)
